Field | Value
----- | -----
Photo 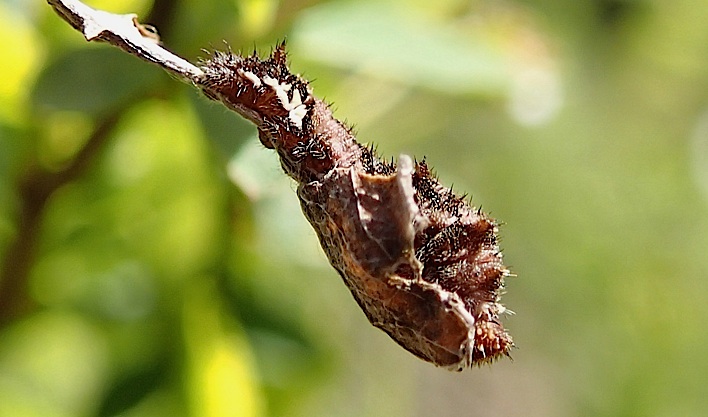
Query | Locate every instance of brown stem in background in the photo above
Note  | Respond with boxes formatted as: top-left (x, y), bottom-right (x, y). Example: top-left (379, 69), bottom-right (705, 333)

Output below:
top-left (0, 0), bottom-right (184, 327)
top-left (0, 111), bottom-right (121, 326)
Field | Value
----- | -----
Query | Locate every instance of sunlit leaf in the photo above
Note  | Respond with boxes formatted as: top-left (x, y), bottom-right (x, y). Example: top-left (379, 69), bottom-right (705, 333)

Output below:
top-left (183, 281), bottom-right (264, 417)
top-left (0, 3), bottom-right (44, 122)
top-left (234, 0), bottom-right (279, 38)
top-left (82, 0), bottom-right (151, 14)
top-left (0, 312), bottom-right (108, 417)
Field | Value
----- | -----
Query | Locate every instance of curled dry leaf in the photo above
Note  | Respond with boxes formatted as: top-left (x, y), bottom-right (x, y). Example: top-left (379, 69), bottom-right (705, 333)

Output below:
top-left (47, 0), bottom-right (514, 370)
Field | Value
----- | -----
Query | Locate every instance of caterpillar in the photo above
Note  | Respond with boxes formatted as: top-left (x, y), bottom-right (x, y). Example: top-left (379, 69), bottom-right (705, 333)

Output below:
top-left (46, 0), bottom-right (514, 369)
top-left (198, 43), bottom-right (514, 369)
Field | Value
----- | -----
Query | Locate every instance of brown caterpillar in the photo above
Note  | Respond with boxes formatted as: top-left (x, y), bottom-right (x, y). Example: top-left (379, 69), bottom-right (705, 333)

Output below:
top-left (197, 43), bottom-right (514, 369)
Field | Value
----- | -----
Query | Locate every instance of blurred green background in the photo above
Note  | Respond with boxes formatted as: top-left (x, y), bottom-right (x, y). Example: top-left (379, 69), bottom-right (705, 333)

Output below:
top-left (2, 0), bottom-right (708, 416)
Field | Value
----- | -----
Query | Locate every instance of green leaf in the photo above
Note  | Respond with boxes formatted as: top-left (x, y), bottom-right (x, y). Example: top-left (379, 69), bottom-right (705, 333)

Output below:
top-left (31, 47), bottom-right (164, 116)
top-left (189, 91), bottom-right (254, 160)
top-left (290, 2), bottom-right (509, 96)
top-left (97, 360), bottom-right (171, 417)
top-left (183, 281), bottom-right (264, 417)
top-left (0, 312), bottom-right (108, 417)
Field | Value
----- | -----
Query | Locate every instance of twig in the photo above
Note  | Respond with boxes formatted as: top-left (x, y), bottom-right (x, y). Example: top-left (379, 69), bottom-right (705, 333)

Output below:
top-left (0, 108), bottom-right (124, 325)
top-left (47, 0), bottom-right (203, 81)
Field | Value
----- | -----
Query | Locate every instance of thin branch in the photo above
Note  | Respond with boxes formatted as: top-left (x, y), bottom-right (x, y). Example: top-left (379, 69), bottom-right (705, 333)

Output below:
top-left (47, 0), bottom-right (203, 81)
top-left (0, 109), bottom-right (123, 325)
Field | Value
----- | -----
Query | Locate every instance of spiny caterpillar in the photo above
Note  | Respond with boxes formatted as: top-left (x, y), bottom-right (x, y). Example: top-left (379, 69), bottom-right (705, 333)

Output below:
top-left (198, 43), bottom-right (514, 369)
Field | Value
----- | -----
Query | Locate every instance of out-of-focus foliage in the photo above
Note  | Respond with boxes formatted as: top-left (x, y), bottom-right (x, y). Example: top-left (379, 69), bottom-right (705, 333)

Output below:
top-left (1, 0), bottom-right (708, 416)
